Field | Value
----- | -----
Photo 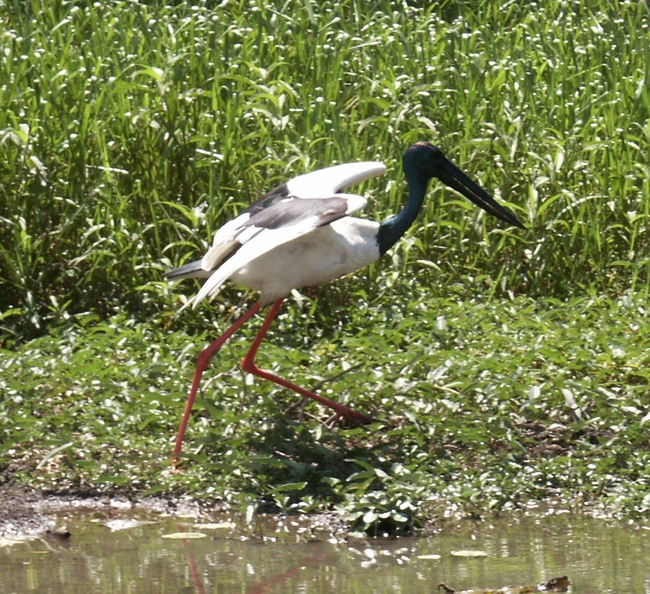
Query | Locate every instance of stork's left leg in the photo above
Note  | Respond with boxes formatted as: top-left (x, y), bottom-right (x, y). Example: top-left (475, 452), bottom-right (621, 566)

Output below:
top-left (241, 299), bottom-right (376, 425)
top-left (171, 301), bottom-right (262, 471)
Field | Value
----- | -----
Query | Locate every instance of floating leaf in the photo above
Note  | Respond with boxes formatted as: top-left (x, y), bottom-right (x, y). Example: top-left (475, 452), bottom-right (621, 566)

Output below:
top-left (162, 532), bottom-right (207, 540)
top-left (192, 522), bottom-right (235, 530)
top-left (105, 520), bottom-right (155, 532)
top-left (450, 550), bottom-right (488, 558)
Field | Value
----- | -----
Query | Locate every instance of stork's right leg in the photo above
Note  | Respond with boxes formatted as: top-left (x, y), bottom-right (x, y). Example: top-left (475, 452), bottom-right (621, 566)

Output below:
top-left (241, 299), bottom-right (376, 426)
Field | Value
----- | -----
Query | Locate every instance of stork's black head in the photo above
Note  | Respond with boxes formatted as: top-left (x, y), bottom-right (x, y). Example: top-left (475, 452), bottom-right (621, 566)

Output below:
top-left (403, 141), bottom-right (524, 229)
top-left (402, 142), bottom-right (446, 182)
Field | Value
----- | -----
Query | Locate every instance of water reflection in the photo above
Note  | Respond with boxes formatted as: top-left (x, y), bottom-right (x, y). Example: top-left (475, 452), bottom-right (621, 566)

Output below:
top-left (2, 511), bottom-right (649, 593)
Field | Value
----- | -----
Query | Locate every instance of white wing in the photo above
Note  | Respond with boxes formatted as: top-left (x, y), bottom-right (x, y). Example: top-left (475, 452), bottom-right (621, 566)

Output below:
top-left (191, 161), bottom-right (386, 307)
top-left (285, 161), bottom-right (387, 198)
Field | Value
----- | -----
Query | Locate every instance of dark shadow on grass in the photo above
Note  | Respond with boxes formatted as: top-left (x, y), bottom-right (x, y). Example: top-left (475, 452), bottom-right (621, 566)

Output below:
top-left (197, 413), bottom-right (420, 534)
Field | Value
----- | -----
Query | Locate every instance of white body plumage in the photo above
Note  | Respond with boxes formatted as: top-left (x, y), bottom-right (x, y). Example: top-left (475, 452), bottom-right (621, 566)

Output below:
top-left (230, 217), bottom-right (381, 305)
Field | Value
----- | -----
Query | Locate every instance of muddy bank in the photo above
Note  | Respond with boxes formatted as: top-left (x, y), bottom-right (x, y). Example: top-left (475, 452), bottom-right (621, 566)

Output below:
top-left (0, 483), bottom-right (54, 536)
top-left (0, 482), bottom-right (206, 537)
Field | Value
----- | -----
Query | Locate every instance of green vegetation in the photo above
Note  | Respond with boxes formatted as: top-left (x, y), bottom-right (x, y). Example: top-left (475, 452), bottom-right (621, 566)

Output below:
top-left (2, 292), bottom-right (650, 533)
top-left (1, 0), bottom-right (649, 533)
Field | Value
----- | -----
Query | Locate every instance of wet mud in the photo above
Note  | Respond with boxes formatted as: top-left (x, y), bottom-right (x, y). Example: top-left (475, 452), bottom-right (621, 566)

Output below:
top-left (0, 482), bottom-right (205, 537)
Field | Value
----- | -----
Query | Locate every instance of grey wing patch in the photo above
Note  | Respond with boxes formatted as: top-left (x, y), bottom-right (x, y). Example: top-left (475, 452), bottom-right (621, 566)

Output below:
top-left (242, 196), bottom-right (350, 230)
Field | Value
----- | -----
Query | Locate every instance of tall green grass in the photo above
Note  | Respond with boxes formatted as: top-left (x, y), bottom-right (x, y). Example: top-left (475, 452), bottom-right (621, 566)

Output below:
top-left (1, 0), bottom-right (649, 340)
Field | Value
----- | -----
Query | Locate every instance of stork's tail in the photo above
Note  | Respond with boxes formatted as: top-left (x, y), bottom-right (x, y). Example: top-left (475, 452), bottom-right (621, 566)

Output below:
top-left (163, 259), bottom-right (213, 281)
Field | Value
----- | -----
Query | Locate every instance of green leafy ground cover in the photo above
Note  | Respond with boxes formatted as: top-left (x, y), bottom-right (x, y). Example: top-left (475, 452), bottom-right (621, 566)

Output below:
top-left (1, 0), bottom-right (649, 532)
top-left (2, 291), bottom-right (650, 532)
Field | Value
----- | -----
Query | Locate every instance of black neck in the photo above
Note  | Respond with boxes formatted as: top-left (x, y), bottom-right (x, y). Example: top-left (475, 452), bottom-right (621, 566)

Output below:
top-left (376, 177), bottom-right (428, 256)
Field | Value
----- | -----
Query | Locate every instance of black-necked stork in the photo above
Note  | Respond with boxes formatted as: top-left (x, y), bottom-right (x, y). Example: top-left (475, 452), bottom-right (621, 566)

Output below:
top-left (166, 142), bottom-right (523, 468)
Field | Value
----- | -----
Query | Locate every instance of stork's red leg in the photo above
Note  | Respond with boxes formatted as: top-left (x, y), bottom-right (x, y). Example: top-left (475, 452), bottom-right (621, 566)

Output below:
top-left (241, 299), bottom-right (376, 425)
top-left (171, 301), bottom-right (262, 471)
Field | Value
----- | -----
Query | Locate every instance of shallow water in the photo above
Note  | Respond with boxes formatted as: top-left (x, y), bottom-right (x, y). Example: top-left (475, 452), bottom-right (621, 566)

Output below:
top-left (2, 510), bottom-right (649, 593)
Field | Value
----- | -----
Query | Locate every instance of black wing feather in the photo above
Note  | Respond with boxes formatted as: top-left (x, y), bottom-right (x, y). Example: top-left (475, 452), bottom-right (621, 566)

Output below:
top-left (242, 196), bottom-right (349, 230)
top-left (244, 183), bottom-right (291, 216)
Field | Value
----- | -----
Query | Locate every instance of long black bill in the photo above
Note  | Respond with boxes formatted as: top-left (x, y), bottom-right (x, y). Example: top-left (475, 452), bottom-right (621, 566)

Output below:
top-left (436, 158), bottom-right (525, 229)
